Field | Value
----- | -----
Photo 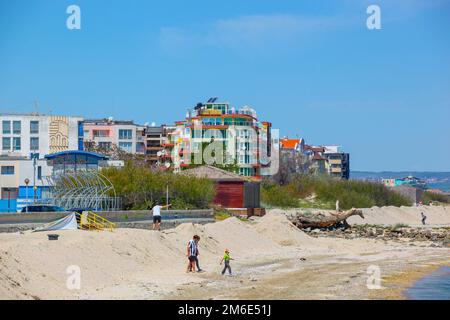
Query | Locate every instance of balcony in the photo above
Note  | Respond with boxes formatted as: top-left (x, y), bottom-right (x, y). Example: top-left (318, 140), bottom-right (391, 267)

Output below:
top-left (329, 159), bottom-right (342, 165)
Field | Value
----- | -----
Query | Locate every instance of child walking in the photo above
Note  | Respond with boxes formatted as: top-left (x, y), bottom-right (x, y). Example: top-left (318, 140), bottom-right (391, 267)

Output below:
top-left (220, 249), bottom-right (233, 275)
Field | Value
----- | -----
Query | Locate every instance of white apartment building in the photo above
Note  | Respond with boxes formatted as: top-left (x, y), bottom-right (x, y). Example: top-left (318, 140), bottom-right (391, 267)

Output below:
top-left (0, 113), bottom-right (84, 159)
top-left (83, 118), bottom-right (146, 154)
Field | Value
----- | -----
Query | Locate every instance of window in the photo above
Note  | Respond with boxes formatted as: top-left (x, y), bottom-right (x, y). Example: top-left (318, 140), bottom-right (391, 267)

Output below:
top-left (93, 130), bottom-right (110, 138)
top-left (2, 137), bottom-right (11, 150)
top-left (30, 121), bottom-right (39, 134)
top-left (13, 137), bottom-right (21, 151)
top-left (12, 121), bottom-right (21, 134)
top-left (2, 121), bottom-right (11, 134)
top-left (118, 142), bottom-right (132, 153)
top-left (1, 166), bottom-right (14, 175)
top-left (118, 129), bottom-right (132, 140)
top-left (30, 137), bottom-right (39, 150)
top-left (37, 166), bottom-right (42, 180)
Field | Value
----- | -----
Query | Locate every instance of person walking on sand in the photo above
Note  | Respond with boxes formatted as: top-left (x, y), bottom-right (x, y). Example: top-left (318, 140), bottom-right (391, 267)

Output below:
top-left (193, 236), bottom-right (203, 272)
top-left (152, 201), bottom-right (171, 231)
top-left (186, 235), bottom-right (200, 273)
top-left (421, 212), bottom-right (427, 225)
top-left (220, 249), bottom-right (234, 276)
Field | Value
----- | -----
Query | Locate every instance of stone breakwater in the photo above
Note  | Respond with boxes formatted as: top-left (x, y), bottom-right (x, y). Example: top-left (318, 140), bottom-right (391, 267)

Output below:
top-left (302, 225), bottom-right (450, 247)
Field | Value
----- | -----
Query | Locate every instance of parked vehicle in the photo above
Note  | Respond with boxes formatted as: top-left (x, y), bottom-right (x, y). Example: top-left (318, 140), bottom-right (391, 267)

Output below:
top-left (21, 205), bottom-right (66, 213)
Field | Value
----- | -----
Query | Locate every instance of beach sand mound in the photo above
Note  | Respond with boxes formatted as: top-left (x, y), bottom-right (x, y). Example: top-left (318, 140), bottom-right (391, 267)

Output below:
top-left (253, 212), bottom-right (314, 247)
top-left (0, 216), bottom-right (297, 299)
top-left (347, 205), bottom-right (450, 226)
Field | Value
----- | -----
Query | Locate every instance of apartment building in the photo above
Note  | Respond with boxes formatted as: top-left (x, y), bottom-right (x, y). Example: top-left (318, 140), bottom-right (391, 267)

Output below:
top-left (323, 146), bottom-right (350, 180)
top-left (0, 113), bottom-right (84, 159)
top-left (163, 99), bottom-right (273, 177)
top-left (83, 118), bottom-right (146, 154)
top-left (145, 125), bottom-right (175, 163)
top-left (279, 138), bottom-right (350, 179)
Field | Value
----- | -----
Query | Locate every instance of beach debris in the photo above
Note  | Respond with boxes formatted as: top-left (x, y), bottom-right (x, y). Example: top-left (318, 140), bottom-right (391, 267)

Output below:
top-left (47, 234), bottom-right (60, 241)
top-left (291, 208), bottom-right (364, 229)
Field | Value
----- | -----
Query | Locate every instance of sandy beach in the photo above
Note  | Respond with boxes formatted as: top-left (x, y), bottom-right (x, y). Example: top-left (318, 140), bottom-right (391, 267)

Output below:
top-left (0, 206), bottom-right (449, 300)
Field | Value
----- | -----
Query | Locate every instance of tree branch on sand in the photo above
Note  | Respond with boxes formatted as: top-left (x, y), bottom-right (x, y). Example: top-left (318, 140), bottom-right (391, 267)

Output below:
top-left (291, 208), bottom-right (364, 229)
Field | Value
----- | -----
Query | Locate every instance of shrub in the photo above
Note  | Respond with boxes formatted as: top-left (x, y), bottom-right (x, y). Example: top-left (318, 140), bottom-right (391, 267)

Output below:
top-left (422, 191), bottom-right (450, 205)
top-left (262, 174), bottom-right (411, 209)
top-left (102, 161), bottom-right (215, 210)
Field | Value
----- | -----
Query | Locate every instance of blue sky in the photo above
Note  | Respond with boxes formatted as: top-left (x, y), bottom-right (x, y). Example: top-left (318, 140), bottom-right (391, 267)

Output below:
top-left (0, 0), bottom-right (449, 171)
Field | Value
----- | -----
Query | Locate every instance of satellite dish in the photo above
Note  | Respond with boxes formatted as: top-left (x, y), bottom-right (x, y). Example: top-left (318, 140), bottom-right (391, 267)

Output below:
top-left (108, 116), bottom-right (114, 122)
top-left (157, 151), bottom-right (162, 157)
top-left (165, 162), bottom-right (171, 168)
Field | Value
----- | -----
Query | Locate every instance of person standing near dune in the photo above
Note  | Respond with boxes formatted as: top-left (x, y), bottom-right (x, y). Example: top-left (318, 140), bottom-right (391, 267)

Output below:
top-left (186, 235), bottom-right (201, 273)
top-left (152, 201), bottom-right (171, 231)
top-left (421, 212), bottom-right (427, 225)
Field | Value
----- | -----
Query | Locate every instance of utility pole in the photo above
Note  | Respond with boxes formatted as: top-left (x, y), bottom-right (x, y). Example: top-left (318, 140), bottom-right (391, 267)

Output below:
top-left (166, 181), bottom-right (169, 210)
top-left (33, 155), bottom-right (37, 202)
top-left (24, 178), bottom-right (30, 213)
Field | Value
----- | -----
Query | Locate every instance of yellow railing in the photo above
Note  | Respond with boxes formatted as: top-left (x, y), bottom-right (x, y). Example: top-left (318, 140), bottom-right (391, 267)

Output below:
top-left (76, 211), bottom-right (115, 232)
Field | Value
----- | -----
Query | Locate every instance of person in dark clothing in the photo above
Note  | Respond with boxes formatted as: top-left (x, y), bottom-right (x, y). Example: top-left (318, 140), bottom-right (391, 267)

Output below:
top-left (421, 212), bottom-right (427, 225)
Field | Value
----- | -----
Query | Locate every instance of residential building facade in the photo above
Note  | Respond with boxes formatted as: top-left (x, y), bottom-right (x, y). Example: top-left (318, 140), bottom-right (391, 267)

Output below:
top-left (83, 118), bottom-right (146, 154)
top-left (279, 138), bottom-right (350, 179)
top-left (145, 125), bottom-right (175, 163)
top-left (163, 99), bottom-right (273, 177)
top-left (323, 146), bottom-right (350, 180)
top-left (0, 113), bottom-right (84, 159)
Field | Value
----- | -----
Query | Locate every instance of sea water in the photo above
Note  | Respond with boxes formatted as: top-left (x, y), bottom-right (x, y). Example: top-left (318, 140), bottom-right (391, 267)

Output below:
top-left (405, 266), bottom-right (450, 300)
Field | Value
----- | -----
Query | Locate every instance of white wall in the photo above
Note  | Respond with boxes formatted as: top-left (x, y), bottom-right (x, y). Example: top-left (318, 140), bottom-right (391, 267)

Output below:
top-left (0, 114), bottom-right (83, 159)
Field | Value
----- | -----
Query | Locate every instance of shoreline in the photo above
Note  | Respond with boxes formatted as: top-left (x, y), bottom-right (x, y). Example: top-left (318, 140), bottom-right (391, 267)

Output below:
top-left (370, 262), bottom-right (448, 300)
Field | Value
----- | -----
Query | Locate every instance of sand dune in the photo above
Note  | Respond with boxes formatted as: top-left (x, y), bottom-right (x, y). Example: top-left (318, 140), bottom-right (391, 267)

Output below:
top-left (1, 207), bottom-right (449, 300)
top-left (347, 205), bottom-right (450, 226)
top-left (0, 215), bottom-right (312, 299)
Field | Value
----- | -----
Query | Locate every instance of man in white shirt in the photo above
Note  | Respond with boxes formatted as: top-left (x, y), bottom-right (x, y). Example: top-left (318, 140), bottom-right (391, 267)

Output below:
top-left (152, 201), bottom-right (171, 231)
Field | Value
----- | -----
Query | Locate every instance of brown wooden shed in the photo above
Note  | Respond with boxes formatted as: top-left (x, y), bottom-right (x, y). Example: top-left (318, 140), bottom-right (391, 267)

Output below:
top-left (180, 166), bottom-right (261, 211)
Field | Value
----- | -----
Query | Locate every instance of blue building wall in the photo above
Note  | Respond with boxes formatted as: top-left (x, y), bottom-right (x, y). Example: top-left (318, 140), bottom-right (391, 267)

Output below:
top-left (0, 199), bottom-right (17, 213)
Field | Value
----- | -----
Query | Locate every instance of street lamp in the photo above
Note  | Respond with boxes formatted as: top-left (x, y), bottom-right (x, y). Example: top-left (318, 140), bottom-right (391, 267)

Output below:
top-left (24, 178), bottom-right (30, 213)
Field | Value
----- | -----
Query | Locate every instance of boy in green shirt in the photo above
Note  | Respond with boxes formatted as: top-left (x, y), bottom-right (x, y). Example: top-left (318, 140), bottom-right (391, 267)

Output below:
top-left (220, 249), bottom-right (234, 275)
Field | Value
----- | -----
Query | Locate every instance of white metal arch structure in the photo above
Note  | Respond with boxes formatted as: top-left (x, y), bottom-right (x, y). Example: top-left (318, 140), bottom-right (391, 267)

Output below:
top-left (45, 171), bottom-right (121, 211)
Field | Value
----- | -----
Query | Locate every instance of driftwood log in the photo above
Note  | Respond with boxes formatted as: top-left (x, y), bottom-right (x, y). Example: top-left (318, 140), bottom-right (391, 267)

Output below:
top-left (291, 208), bottom-right (364, 229)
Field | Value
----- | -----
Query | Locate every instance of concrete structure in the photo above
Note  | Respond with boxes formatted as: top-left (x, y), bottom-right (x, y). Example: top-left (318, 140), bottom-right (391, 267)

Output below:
top-left (0, 209), bottom-right (214, 232)
top-left (164, 98), bottom-right (273, 177)
top-left (83, 118), bottom-right (146, 154)
top-left (0, 156), bottom-right (52, 212)
top-left (1, 113), bottom-right (84, 159)
top-left (390, 185), bottom-right (424, 205)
